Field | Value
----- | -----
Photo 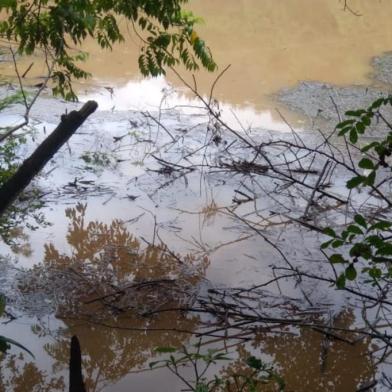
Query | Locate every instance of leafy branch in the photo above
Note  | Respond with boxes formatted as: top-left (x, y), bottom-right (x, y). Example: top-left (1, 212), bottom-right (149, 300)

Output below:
top-left (323, 96), bottom-right (392, 288)
top-left (0, 0), bottom-right (217, 100)
top-left (150, 342), bottom-right (284, 391)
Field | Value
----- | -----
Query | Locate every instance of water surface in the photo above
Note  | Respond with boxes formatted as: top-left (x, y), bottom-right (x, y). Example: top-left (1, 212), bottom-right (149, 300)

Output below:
top-left (1, 1), bottom-right (392, 390)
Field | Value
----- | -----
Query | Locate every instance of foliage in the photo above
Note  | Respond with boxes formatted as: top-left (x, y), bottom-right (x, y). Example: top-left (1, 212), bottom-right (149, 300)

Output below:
top-left (323, 96), bottom-right (392, 288)
top-left (0, 133), bottom-right (24, 184)
top-left (0, 91), bottom-right (24, 111)
top-left (323, 217), bottom-right (392, 288)
top-left (0, 294), bottom-right (34, 357)
top-left (80, 150), bottom-right (114, 172)
top-left (335, 97), bottom-right (392, 188)
top-left (0, 0), bottom-right (217, 100)
top-left (150, 342), bottom-right (285, 391)
top-left (0, 94), bottom-right (48, 245)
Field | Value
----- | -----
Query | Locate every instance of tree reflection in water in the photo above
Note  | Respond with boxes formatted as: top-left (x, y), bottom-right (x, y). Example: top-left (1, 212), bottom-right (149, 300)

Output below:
top-left (250, 309), bottom-right (376, 391)
top-left (6, 203), bottom-right (209, 391)
top-left (21, 202), bottom-right (210, 318)
top-left (0, 356), bottom-right (65, 392)
top-left (3, 205), bottom-right (376, 391)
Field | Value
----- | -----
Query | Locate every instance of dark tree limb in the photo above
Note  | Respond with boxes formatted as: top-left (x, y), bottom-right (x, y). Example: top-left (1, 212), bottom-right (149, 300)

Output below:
top-left (69, 335), bottom-right (86, 392)
top-left (0, 100), bottom-right (98, 216)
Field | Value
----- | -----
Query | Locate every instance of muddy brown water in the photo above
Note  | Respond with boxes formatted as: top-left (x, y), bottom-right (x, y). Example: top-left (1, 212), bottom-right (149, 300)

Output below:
top-left (3, 0), bottom-right (392, 129)
top-left (1, 0), bottom-right (392, 390)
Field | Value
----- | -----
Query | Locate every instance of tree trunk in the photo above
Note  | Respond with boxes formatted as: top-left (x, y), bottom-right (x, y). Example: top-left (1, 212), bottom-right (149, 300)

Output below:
top-left (0, 100), bottom-right (98, 216)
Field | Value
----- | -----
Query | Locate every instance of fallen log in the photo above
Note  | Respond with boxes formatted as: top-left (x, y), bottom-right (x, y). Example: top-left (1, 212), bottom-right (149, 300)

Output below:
top-left (0, 100), bottom-right (98, 216)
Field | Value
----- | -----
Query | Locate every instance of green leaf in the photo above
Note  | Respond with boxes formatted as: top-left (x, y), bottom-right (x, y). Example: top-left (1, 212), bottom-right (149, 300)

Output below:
top-left (0, 92), bottom-right (25, 111)
top-left (370, 98), bottom-right (385, 109)
top-left (336, 119), bottom-right (355, 129)
top-left (376, 242), bottom-right (392, 256)
top-left (321, 239), bottom-right (333, 249)
top-left (331, 239), bottom-right (344, 248)
top-left (154, 346), bottom-right (177, 353)
top-left (338, 126), bottom-right (352, 136)
top-left (345, 265), bottom-right (357, 281)
top-left (346, 109), bottom-right (366, 117)
top-left (346, 176), bottom-right (363, 189)
top-left (373, 256), bottom-right (392, 263)
top-left (336, 274), bottom-right (346, 289)
top-left (195, 383), bottom-right (209, 392)
top-left (323, 227), bottom-right (336, 237)
top-left (0, 0), bottom-right (16, 7)
top-left (347, 225), bottom-right (363, 235)
top-left (356, 122), bottom-right (366, 134)
top-left (246, 356), bottom-right (263, 370)
top-left (0, 295), bottom-right (5, 317)
top-left (370, 220), bottom-right (392, 231)
top-left (361, 142), bottom-right (379, 153)
top-left (366, 235), bottom-right (384, 248)
top-left (214, 353), bottom-right (231, 361)
top-left (349, 243), bottom-right (371, 259)
top-left (349, 129), bottom-right (358, 144)
top-left (358, 158), bottom-right (374, 170)
top-left (354, 214), bottom-right (367, 228)
top-left (361, 116), bottom-right (371, 126)
top-left (329, 254), bottom-right (346, 264)
top-left (0, 0), bottom-right (217, 99)
top-left (342, 230), bottom-right (349, 240)
top-left (368, 267), bottom-right (382, 280)
top-left (364, 171), bottom-right (376, 186)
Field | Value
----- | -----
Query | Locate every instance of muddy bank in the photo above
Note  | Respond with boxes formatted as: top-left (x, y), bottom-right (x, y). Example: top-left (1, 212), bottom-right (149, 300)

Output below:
top-left (372, 52), bottom-right (392, 86)
top-left (278, 81), bottom-right (387, 123)
top-left (277, 52), bottom-right (392, 128)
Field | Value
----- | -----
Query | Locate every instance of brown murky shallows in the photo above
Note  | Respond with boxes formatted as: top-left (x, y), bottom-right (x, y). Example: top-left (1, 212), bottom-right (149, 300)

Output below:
top-left (2, 0), bottom-right (392, 123)
top-left (79, 0), bottom-right (392, 110)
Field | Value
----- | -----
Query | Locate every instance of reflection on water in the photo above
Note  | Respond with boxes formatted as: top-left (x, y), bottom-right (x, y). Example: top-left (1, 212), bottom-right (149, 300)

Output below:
top-left (8, 209), bottom-right (377, 392)
top-left (0, 356), bottom-right (65, 392)
top-left (0, 309), bottom-right (376, 391)
top-left (0, 312), bottom-right (197, 391)
top-left (258, 309), bottom-right (375, 391)
top-left (211, 309), bottom-right (375, 392)
top-left (20, 203), bottom-right (209, 318)
top-left (4, 226), bottom-right (32, 258)
top-left (5, 203), bottom-right (209, 391)
top-left (37, 313), bottom-right (196, 391)
top-left (81, 76), bottom-right (299, 132)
